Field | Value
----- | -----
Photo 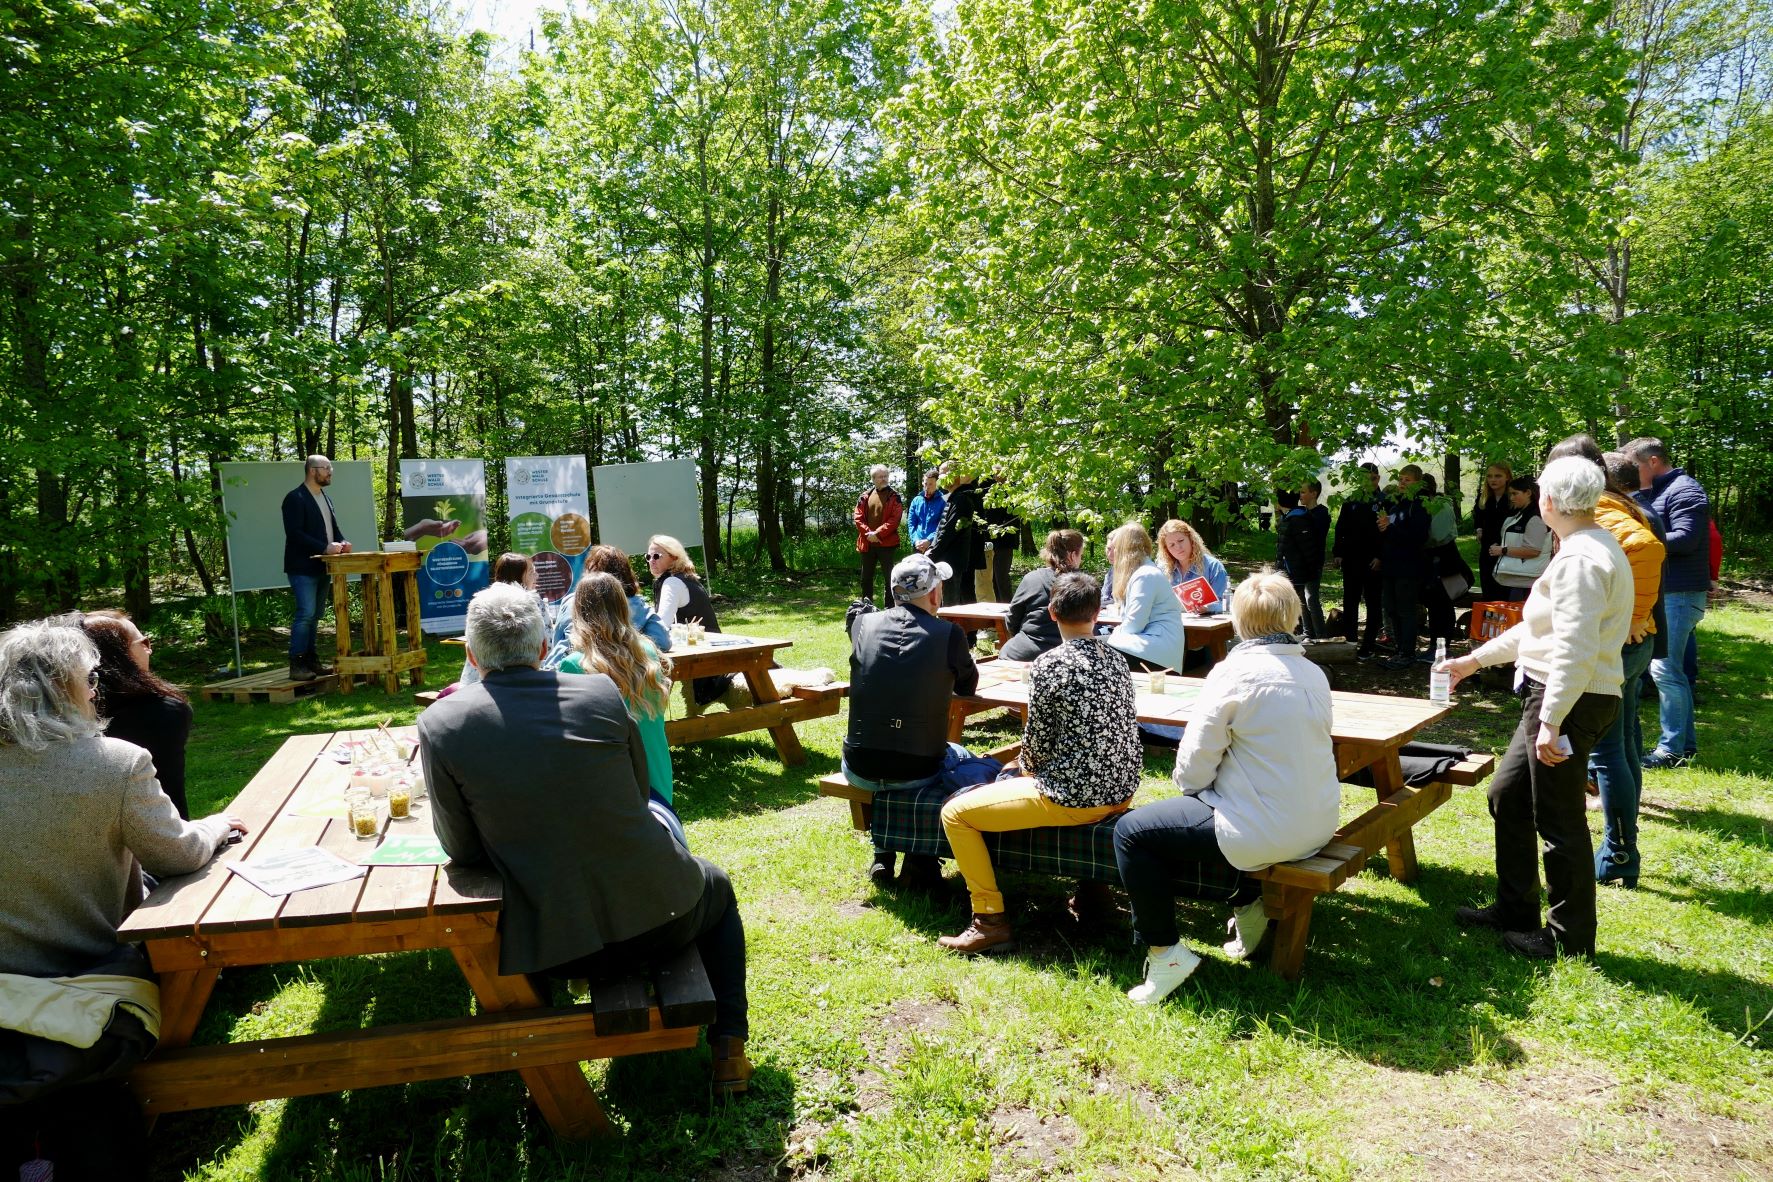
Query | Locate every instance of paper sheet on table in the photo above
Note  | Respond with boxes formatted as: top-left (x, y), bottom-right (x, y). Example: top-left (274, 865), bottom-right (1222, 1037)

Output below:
top-left (358, 834), bottom-right (451, 866)
top-left (227, 848), bottom-right (368, 896)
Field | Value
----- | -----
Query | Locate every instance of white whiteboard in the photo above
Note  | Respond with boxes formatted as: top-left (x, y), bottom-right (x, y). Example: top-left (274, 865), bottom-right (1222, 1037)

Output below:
top-left (218, 461), bottom-right (379, 592)
top-left (591, 459), bottom-right (703, 557)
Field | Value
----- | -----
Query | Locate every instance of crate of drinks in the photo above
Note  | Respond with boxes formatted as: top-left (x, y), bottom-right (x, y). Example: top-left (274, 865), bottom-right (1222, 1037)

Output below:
top-left (1468, 600), bottom-right (1523, 641)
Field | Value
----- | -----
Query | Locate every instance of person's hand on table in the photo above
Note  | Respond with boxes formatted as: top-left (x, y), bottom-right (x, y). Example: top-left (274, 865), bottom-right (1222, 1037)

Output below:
top-left (1437, 654), bottom-right (1480, 691)
top-left (1535, 723), bottom-right (1568, 765)
top-left (324, 542), bottom-right (347, 556)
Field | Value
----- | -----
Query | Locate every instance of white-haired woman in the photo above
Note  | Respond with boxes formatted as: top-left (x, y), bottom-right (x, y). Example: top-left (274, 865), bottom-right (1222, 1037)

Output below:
top-left (1112, 572), bottom-right (1340, 1003)
top-left (644, 534), bottom-right (733, 708)
top-left (1438, 456), bottom-right (1634, 960)
top-left (1103, 522), bottom-right (1185, 673)
top-left (0, 621), bottom-right (244, 980)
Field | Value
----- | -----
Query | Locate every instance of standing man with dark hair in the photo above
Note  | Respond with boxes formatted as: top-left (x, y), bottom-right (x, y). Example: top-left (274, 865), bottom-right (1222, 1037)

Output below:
top-left (1378, 464), bottom-right (1432, 670)
top-left (1624, 437), bottom-right (1709, 768)
top-left (281, 456), bottom-right (351, 683)
top-left (853, 464), bottom-right (904, 606)
top-left (906, 469), bottom-right (945, 555)
top-left (1332, 462), bottom-right (1384, 659)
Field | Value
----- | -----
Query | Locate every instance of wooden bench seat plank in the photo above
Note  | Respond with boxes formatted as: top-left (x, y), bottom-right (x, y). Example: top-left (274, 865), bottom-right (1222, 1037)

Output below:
top-left (130, 1005), bottom-right (698, 1116)
top-left (652, 944), bottom-right (718, 1030)
top-left (590, 975), bottom-right (652, 1036)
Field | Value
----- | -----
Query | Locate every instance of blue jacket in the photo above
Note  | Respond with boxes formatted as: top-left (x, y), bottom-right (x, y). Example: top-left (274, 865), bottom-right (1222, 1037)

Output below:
top-left (1635, 468), bottom-right (1709, 593)
top-left (281, 485), bottom-right (346, 576)
top-left (906, 492), bottom-right (945, 544)
top-left (1166, 554), bottom-right (1232, 614)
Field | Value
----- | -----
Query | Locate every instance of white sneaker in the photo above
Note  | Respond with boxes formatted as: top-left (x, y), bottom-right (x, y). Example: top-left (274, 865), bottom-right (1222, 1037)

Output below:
top-left (1223, 900), bottom-right (1270, 960)
top-left (1127, 943), bottom-right (1201, 1005)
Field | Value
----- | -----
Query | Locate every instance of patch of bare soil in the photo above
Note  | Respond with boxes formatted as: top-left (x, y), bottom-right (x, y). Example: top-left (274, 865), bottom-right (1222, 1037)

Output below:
top-left (1361, 1062), bottom-right (1773, 1181)
top-left (989, 1106), bottom-right (1083, 1176)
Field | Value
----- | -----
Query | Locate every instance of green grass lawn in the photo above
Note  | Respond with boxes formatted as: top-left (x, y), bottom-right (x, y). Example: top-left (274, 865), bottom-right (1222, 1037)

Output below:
top-left (149, 544), bottom-right (1772, 1181)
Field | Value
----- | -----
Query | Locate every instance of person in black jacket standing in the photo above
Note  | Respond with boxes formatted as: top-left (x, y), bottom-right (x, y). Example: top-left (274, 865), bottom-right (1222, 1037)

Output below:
top-left (1331, 462), bottom-right (1384, 658)
top-left (281, 456), bottom-right (351, 682)
top-left (1473, 462), bottom-right (1515, 601)
top-left (1378, 465), bottom-right (1433, 669)
top-left (929, 464), bottom-right (983, 628)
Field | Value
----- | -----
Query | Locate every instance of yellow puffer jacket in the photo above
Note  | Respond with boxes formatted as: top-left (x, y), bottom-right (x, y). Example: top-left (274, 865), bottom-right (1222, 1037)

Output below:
top-left (1595, 492), bottom-right (1664, 636)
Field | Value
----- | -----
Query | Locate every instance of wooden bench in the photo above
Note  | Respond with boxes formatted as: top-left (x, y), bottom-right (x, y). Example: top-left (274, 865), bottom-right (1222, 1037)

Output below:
top-left (1247, 753), bottom-right (1494, 979)
top-left (818, 750), bottom-right (1495, 981)
top-left (130, 943), bottom-right (716, 1127)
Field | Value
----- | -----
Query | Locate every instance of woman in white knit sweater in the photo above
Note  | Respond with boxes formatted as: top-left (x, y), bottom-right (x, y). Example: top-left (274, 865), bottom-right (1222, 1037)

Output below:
top-left (1437, 457), bottom-right (1633, 959)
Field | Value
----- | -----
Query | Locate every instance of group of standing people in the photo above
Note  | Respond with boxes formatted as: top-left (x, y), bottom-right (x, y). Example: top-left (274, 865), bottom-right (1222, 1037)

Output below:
top-left (856, 463), bottom-right (1021, 608)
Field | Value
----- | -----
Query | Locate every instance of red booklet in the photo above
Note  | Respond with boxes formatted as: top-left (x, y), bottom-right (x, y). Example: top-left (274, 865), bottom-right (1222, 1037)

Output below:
top-left (1174, 577), bottom-right (1219, 613)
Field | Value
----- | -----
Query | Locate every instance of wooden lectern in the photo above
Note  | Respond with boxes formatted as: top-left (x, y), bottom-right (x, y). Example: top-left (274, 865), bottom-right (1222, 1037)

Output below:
top-left (321, 551), bottom-right (427, 694)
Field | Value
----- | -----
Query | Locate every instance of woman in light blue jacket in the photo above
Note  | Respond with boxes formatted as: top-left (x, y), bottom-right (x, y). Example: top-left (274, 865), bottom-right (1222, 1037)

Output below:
top-left (1156, 519), bottom-right (1231, 612)
top-left (1104, 522), bottom-right (1185, 672)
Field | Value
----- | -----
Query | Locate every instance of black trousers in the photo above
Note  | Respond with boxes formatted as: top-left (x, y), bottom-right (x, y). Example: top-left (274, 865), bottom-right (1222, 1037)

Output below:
top-left (1113, 794), bottom-right (1259, 949)
top-left (1342, 560), bottom-right (1382, 648)
top-left (1382, 575), bottom-right (1420, 661)
top-left (859, 545), bottom-right (897, 604)
top-left (1423, 576), bottom-right (1457, 646)
top-left (991, 542), bottom-right (1015, 602)
top-left (1486, 681), bottom-right (1617, 956)
top-left (549, 856), bottom-right (748, 1041)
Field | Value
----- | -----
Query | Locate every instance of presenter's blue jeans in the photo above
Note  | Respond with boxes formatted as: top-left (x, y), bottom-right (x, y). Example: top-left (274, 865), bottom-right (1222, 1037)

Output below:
top-left (288, 573), bottom-right (324, 661)
top-left (1650, 591), bottom-right (1705, 756)
top-left (1590, 635), bottom-right (1653, 882)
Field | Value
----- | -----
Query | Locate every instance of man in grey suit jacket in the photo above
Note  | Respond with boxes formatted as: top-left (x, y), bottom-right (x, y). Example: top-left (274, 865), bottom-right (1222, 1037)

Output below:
top-left (418, 583), bottom-right (751, 1095)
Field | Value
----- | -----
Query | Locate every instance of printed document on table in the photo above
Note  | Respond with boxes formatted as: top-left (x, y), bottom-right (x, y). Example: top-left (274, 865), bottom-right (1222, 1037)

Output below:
top-left (227, 848), bottom-right (368, 896)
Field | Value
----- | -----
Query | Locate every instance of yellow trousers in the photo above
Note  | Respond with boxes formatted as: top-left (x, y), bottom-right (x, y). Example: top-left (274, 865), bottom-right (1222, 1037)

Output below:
top-left (938, 777), bottom-right (1129, 914)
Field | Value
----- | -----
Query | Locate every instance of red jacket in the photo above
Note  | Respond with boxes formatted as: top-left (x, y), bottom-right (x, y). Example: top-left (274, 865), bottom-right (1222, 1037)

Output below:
top-left (854, 485), bottom-right (904, 552)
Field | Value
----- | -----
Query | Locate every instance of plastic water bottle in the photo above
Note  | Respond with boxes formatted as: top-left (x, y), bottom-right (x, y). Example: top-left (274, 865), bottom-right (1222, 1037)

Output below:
top-left (1429, 638), bottom-right (1450, 704)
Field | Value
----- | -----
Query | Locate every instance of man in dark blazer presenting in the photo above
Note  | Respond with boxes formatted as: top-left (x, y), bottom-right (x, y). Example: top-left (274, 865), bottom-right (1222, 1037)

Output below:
top-left (417, 583), bottom-right (753, 1096)
top-left (281, 455), bottom-right (351, 682)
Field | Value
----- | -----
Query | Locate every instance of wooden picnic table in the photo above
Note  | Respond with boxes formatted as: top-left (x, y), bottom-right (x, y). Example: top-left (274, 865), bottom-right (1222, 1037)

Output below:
top-left (938, 601), bottom-right (1235, 664)
top-left (119, 725), bottom-right (707, 1138)
top-left (660, 634), bottom-right (844, 767)
top-left (959, 660), bottom-right (1454, 883)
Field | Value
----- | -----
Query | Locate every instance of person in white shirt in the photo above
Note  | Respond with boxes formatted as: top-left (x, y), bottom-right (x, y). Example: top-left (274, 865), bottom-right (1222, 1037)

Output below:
top-left (1113, 571), bottom-right (1340, 1004)
top-left (1438, 456), bottom-right (1634, 960)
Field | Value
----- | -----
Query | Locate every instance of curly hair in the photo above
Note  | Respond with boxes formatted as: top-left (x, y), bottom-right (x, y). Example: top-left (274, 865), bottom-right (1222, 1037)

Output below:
top-left (1155, 519), bottom-right (1213, 582)
top-left (0, 621), bottom-right (104, 750)
top-left (584, 545), bottom-right (641, 597)
top-left (570, 574), bottom-right (672, 717)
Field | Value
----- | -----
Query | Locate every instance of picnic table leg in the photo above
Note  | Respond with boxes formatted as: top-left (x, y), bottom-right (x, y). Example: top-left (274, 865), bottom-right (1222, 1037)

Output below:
top-left (1371, 751), bottom-right (1420, 883)
top-left (1262, 882), bottom-right (1314, 982)
top-left (154, 965), bottom-right (220, 1050)
top-left (741, 656), bottom-right (807, 766)
top-left (995, 620), bottom-right (1012, 647)
top-left (331, 573), bottom-right (354, 692)
top-left (451, 943), bottom-right (613, 1140)
top-left (947, 698), bottom-right (967, 743)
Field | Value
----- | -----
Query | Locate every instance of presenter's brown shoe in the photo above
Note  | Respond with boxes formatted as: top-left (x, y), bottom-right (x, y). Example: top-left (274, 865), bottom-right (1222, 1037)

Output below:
top-left (937, 912), bottom-right (1016, 956)
top-left (288, 660), bottom-right (317, 683)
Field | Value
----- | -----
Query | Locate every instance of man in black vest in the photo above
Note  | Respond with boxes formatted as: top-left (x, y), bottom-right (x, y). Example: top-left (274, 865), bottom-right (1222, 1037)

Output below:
top-left (280, 456), bottom-right (351, 682)
top-left (844, 553), bottom-right (979, 889)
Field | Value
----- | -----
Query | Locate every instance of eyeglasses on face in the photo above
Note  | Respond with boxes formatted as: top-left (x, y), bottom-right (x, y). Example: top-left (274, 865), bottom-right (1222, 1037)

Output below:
top-left (646, 552), bottom-right (664, 560)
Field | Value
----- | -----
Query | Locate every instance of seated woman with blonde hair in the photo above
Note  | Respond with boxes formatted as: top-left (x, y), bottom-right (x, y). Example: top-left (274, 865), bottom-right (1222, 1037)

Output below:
top-left (1112, 571), bottom-right (1339, 1004)
top-left (1102, 521), bottom-right (1185, 673)
top-left (559, 572), bottom-right (677, 808)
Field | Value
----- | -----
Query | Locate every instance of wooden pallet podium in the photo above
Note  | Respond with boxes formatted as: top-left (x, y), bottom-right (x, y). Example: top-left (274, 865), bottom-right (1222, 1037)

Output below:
top-left (322, 550), bottom-right (426, 694)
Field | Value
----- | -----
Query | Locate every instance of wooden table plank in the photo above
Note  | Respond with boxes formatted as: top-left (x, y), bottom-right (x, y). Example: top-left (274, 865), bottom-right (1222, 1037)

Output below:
top-left (121, 731), bottom-right (334, 942)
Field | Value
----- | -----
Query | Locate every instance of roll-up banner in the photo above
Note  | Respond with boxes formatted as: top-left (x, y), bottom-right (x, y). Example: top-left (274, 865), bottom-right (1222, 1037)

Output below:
top-left (505, 456), bottom-right (592, 603)
top-left (400, 459), bottom-right (489, 635)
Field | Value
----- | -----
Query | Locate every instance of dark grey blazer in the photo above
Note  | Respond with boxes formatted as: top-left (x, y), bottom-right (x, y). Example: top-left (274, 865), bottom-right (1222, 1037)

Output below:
top-left (417, 667), bottom-right (704, 975)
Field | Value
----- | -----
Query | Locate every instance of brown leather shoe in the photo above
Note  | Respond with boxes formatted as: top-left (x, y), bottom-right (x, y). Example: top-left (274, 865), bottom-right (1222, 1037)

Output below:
top-left (711, 1035), bottom-right (752, 1099)
top-left (937, 912), bottom-right (1016, 956)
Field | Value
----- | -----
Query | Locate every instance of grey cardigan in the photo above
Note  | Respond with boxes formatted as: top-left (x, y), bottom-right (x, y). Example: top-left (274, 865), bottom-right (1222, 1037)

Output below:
top-left (0, 735), bottom-right (230, 978)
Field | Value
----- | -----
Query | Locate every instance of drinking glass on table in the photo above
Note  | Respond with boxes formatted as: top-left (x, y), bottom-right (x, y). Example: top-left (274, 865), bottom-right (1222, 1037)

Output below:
top-left (346, 789), bottom-right (380, 840)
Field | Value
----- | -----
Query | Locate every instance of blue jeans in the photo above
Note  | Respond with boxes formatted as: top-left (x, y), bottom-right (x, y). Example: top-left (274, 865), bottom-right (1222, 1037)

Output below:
top-left (1112, 794), bottom-right (1259, 949)
top-left (288, 573), bottom-right (324, 661)
top-left (843, 758), bottom-right (940, 858)
top-left (1590, 636), bottom-right (1653, 881)
top-left (1650, 591), bottom-right (1705, 756)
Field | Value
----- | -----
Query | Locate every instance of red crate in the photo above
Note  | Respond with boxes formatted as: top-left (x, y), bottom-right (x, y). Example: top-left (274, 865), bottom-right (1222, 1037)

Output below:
top-left (1468, 600), bottom-right (1523, 641)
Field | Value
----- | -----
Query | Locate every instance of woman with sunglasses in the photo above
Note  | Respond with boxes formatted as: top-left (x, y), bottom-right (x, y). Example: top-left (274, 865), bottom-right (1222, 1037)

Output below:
top-left (644, 535), bottom-right (734, 709)
top-left (78, 610), bottom-right (194, 819)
